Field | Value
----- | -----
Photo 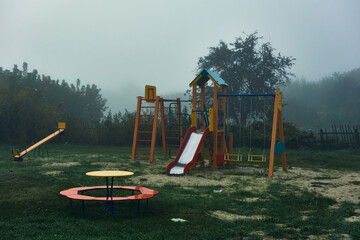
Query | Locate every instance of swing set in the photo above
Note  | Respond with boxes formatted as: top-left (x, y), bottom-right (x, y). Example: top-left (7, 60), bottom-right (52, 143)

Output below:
top-left (219, 91), bottom-right (286, 177)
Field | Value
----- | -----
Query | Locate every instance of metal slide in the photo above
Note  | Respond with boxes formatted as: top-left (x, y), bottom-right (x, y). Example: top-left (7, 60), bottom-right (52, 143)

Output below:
top-left (166, 127), bottom-right (209, 175)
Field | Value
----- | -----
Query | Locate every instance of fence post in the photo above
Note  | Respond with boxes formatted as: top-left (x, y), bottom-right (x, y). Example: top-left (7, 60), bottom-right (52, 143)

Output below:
top-left (320, 129), bottom-right (324, 147)
top-left (354, 128), bottom-right (360, 147)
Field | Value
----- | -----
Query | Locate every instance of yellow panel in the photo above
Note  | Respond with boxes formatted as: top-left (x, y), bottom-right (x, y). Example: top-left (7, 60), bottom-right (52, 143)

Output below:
top-left (58, 122), bottom-right (66, 129)
top-left (209, 108), bottom-right (214, 132)
top-left (191, 108), bottom-right (197, 128)
top-left (145, 85), bottom-right (156, 102)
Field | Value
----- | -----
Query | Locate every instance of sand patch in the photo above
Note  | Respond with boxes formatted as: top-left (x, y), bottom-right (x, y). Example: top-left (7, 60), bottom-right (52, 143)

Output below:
top-left (131, 173), bottom-right (237, 188)
top-left (307, 233), bottom-right (351, 240)
top-left (132, 159), bottom-right (360, 204)
top-left (210, 210), bottom-right (264, 221)
top-left (345, 216), bottom-right (360, 222)
top-left (281, 168), bottom-right (360, 203)
top-left (243, 197), bottom-right (260, 202)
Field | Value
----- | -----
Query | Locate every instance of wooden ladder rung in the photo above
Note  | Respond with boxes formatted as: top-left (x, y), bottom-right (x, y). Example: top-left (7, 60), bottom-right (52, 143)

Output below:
top-left (138, 131), bottom-right (152, 134)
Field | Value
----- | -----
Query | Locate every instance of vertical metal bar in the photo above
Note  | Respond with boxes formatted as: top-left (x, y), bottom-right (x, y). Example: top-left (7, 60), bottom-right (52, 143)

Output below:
top-left (106, 177), bottom-right (109, 198)
top-left (110, 177), bottom-right (114, 197)
top-left (177, 98), bottom-right (183, 145)
top-left (160, 100), bottom-right (167, 156)
top-left (137, 200), bottom-right (140, 214)
top-left (82, 200), bottom-right (85, 214)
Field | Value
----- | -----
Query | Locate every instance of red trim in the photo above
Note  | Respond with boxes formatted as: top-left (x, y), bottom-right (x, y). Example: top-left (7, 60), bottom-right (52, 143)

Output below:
top-left (60, 186), bottom-right (158, 201)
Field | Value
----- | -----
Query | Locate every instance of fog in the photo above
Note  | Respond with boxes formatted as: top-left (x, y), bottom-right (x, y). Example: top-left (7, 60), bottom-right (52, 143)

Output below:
top-left (1, 0), bottom-right (359, 113)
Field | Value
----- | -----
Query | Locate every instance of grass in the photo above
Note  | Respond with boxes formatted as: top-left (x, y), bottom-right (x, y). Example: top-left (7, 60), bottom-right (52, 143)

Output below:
top-left (0, 144), bottom-right (359, 239)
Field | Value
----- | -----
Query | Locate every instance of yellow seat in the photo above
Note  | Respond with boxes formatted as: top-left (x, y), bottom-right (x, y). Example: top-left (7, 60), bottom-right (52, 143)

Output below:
top-left (247, 154), bottom-right (266, 162)
top-left (224, 153), bottom-right (243, 162)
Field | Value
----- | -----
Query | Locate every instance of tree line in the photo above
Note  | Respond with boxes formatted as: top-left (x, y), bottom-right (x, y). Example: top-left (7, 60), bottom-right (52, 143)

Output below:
top-left (5, 31), bottom-right (352, 149)
top-left (283, 68), bottom-right (360, 130)
top-left (0, 63), bottom-right (110, 146)
top-left (0, 63), bottom-right (188, 148)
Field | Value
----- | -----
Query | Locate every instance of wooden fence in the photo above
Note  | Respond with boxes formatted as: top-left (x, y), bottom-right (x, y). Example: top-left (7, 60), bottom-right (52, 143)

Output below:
top-left (319, 125), bottom-right (360, 148)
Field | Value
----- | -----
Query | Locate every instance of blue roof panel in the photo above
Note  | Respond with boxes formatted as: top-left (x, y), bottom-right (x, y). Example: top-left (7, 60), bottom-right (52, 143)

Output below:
top-left (189, 69), bottom-right (228, 87)
top-left (206, 69), bottom-right (228, 86)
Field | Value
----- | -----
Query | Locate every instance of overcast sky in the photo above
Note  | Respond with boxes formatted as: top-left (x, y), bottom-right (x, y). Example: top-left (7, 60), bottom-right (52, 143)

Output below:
top-left (1, 0), bottom-right (359, 112)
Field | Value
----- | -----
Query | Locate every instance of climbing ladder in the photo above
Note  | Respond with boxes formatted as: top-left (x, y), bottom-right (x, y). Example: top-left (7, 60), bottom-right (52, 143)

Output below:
top-left (131, 96), bottom-right (160, 162)
top-left (161, 98), bottom-right (184, 158)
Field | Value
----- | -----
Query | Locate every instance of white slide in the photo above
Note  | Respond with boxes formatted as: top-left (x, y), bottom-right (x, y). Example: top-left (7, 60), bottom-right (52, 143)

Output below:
top-left (166, 128), bottom-right (209, 175)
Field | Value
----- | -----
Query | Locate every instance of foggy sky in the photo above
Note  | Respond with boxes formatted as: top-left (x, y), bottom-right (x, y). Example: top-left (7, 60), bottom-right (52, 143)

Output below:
top-left (1, 0), bottom-right (359, 113)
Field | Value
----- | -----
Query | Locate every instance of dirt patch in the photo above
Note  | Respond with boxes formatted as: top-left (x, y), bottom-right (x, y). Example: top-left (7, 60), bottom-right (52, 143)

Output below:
top-left (91, 162), bottom-right (122, 168)
top-left (350, 181), bottom-right (360, 185)
top-left (209, 210), bottom-right (265, 221)
top-left (42, 162), bottom-right (80, 168)
top-left (43, 170), bottom-right (63, 176)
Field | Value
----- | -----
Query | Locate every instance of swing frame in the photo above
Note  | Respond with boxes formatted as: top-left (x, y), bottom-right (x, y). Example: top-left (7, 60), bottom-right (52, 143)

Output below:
top-left (218, 89), bottom-right (287, 177)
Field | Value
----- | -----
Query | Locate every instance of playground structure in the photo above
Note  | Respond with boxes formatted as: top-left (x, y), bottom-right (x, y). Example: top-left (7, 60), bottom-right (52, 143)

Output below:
top-left (166, 69), bottom-right (286, 177)
top-left (12, 122), bottom-right (66, 161)
top-left (131, 85), bottom-right (191, 162)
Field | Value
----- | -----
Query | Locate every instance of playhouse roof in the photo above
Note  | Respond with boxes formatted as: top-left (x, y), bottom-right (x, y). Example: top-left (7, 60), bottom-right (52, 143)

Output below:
top-left (189, 69), bottom-right (228, 88)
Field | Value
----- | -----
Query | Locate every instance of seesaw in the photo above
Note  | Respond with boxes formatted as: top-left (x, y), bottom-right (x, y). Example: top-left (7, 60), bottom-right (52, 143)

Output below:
top-left (12, 122), bottom-right (65, 161)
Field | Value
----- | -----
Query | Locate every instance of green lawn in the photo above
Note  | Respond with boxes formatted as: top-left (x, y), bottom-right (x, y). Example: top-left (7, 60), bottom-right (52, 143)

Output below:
top-left (0, 144), bottom-right (359, 239)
